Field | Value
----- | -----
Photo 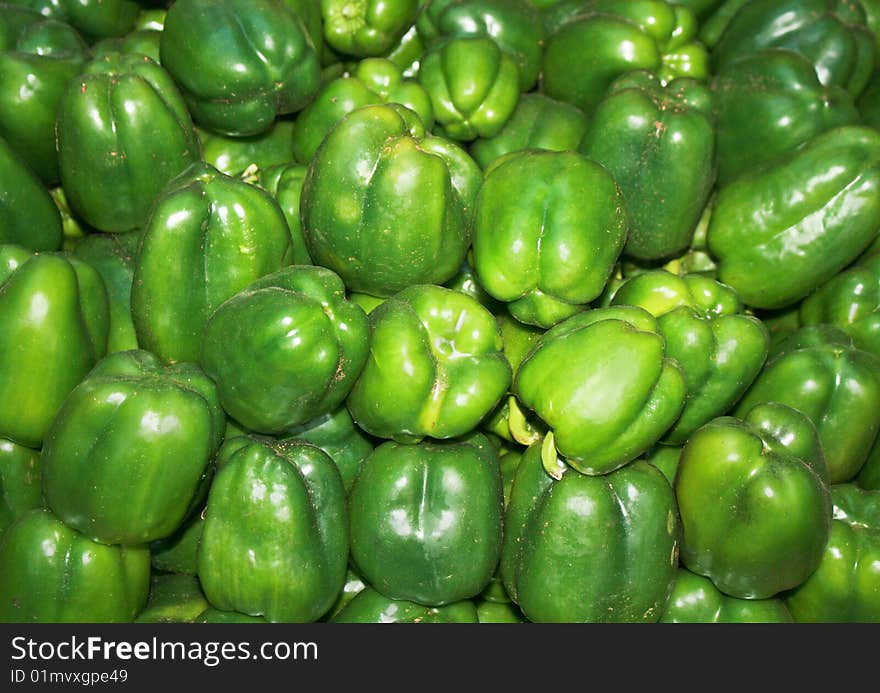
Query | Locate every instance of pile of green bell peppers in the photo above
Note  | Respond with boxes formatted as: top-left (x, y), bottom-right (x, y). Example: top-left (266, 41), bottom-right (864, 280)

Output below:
top-left (3, 0), bottom-right (880, 625)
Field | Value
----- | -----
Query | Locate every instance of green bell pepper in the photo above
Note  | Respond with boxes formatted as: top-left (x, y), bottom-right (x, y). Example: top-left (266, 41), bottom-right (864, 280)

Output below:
top-left (660, 568), bottom-right (794, 623)
top-left (91, 24), bottom-right (162, 65)
top-left (0, 135), bottom-right (63, 251)
top-left (41, 349), bottom-right (225, 545)
top-left (469, 93), bottom-right (588, 170)
top-left (323, 569), bottom-right (366, 622)
top-left (800, 251), bottom-right (880, 359)
top-left (56, 51), bottom-right (201, 233)
top-left (134, 574), bottom-right (210, 624)
top-left (198, 120), bottom-right (296, 178)
top-left (416, 0), bottom-right (544, 91)
top-left (346, 284), bottom-right (511, 442)
top-left (418, 36), bottom-right (519, 141)
top-left (292, 57), bottom-right (434, 164)
top-left (712, 48), bottom-right (859, 187)
top-left (301, 103), bottom-right (480, 296)
top-left (385, 24), bottom-right (423, 78)
top-left (785, 484), bottom-right (880, 622)
top-left (254, 162), bottom-right (312, 266)
top-left (645, 444), bottom-right (682, 486)
top-left (331, 587), bottom-right (479, 623)
top-left (501, 443), bottom-right (679, 622)
top-left (282, 407), bottom-right (375, 493)
top-left (160, 0), bottom-right (321, 136)
top-left (0, 6), bottom-right (89, 184)
top-left (0, 508), bottom-right (149, 623)
top-left (7, 0), bottom-right (140, 43)
top-left (0, 245), bottom-right (108, 448)
top-left (610, 270), bottom-right (769, 443)
top-left (513, 306), bottom-right (686, 475)
top-left (72, 230), bottom-right (141, 353)
top-left (131, 162), bottom-right (292, 364)
top-left (476, 599), bottom-right (527, 623)
top-left (580, 71), bottom-right (715, 261)
top-left (201, 265), bottom-right (369, 435)
top-left (472, 149), bottom-right (627, 328)
top-left (150, 511), bottom-right (203, 576)
top-left (712, 0), bottom-right (876, 98)
top-left (542, 0), bottom-right (709, 114)
top-left (348, 435), bottom-right (504, 606)
top-left (707, 125), bottom-right (880, 310)
top-left (675, 402), bottom-right (832, 599)
top-left (0, 437), bottom-right (42, 534)
top-left (320, 0), bottom-right (419, 57)
top-left (198, 436), bottom-right (348, 623)
top-left (735, 328), bottom-right (880, 484)
top-left (858, 69), bottom-right (880, 129)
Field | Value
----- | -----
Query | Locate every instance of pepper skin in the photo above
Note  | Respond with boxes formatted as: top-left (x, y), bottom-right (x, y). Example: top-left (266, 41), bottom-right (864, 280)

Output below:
top-left (513, 306), bottom-right (686, 475)
top-left (301, 103), bottom-right (479, 296)
top-left (785, 484), bottom-right (880, 622)
top-left (149, 512), bottom-right (203, 577)
top-left (469, 93), bottom-right (588, 170)
top-left (706, 126), bottom-right (880, 310)
top-left (472, 149), bottom-right (627, 328)
top-left (0, 508), bottom-right (150, 623)
top-left (73, 230), bottom-right (141, 353)
top-left (292, 57), bottom-right (434, 164)
top-left (134, 574), bottom-right (210, 624)
top-left (348, 435), bottom-right (504, 606)
top-left (41, 349), bottom-right (225, 546)
top-left (254, 163), bottom-right (312, 266)
top-left (580, 71), bottom-right (715, 261)
top-left (0, 438), bottom-right (41, 534)
top-left (610, 270), bottom-right (769, 443)
top-left (712, 48), bottom-right (859, 187)
top-left (712, 0), bottom-right (876, 98)
top-left (501, 443), bottom-right (679, 623)
top-left (0, 135), bottom-right (63, 251)
top-left (331, 587), bottom-right (479, 623)
top-left (800, 251), bottom-right (880, 359)
top-left (675, 403), bottom-right (832, 599)
top-left (0, 245), bottom-right (108, 448)
top-left (198, 437), bottom-right (348, 623)
top-left (56, 52), bottom-right (201, 233)
top-left (131, 162), bottom-right (291, 364)
top-left (542, 0), bottom-right (709, 114)
top-left (321, 0), bottom-right (419, 58)
top-left (660, 568), bottom-right (794, 623)
top-left (160, 0), bottom-right (321, 136)
top-left (346, 284), bottom-right (511, 442)
top-left (735, 328), bottom-right (880, 484)
top-left (418, 36), bottom-right (519, 141)
top-left (416, 0), bottom-right (544, 91)
top-left (201, 265), bottom-right (369, 435)
top-left (198, 120), bottom-right (296, 178)
top-left (0, 6), bottom-right (89, 184)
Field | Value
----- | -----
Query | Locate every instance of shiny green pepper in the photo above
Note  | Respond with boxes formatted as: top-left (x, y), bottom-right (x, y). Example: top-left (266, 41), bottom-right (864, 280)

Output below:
top-left (660, 568), bottom-right (794, 623)
top-left (198, 436), bottom-right (348, 623)
top-left (254, 162), bottom-right (312, 266)
top-left (416, 0), bottom-right (544, 91)
top-left (712, 48), bottom-right (859, 186)
top-left (292, 57), bottom-right (434, 164)
top-left (785, 484), bottom-right (880, 622)
top-left (131, 162), bottom-right (292, 364)
top-left (469, 93), bottom-right (588, 170)
top-left (0, 438), bottom-right (42, 534)
top-left (542, 0), bottom-right (709, 114)
top-left (712, 0), bottom-right (876, 97)
top-left (675, 402), bottom-right (832, 599)
top-left (348, 435), bottom-right (504, 605)
top-left (134, 574), bottom-right (210, 624)
top-left (707, 126), bottom-right (880, 310)
top-left (501, 443), bottom-right (679, 623)
top-left (513, 306), bottom-right (686, 475)
top-left (580, 71), bottom-right (715, 261)
top-left (301, 103), bottom-right (480, 296)
top-left (735, 328), bottom-right (880, 484)
top-left (160, 0), bottom-right (321, 136)
top-left (472, 149), bottom-right (627, 328)
top-left (0, 245), bottom-right (108, 448)
top-left (149, 511), bottom-right (203, 577)
top-left (198, 120), bottom-right (296, 178)
top-left (201, 265), bottom-right (369, 435)
top-left (346, 284), bottom-right (511, 442)
top-left (0, 508), bottom-right (150, 623)
top-left (320, 0), bottom-right (419, 57)
top-left (41, 349), bottom-right (225, 545)
top-left (610, 270), bottom-right (769, 443)
top-left (6, 0), bottom-right (140, 43)
top-left (56, 52), bottom-right (201, 233)
top-left (331, 587), bottom-right (479, 623)
top-left (0, 6), bottom-right (89, 184)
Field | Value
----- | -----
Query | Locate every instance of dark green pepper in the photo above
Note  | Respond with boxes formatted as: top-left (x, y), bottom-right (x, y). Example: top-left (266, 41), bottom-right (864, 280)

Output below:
top-left (254, 162), bottom-right (312, 266)
top-left (320, 0), bottom-right (419, 58)
top-left (134, 574), bottom-right (210, 624)
top-left (0, 437), bottom-right (42, 534)
top-left (198, 120), bottom-right (296, 178)
top-left (331, 587), bottom-right (479, 623)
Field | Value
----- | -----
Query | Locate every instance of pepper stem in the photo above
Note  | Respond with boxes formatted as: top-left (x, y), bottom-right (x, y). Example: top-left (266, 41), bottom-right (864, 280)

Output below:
top-left (508, 396), bottom-right (541, 447)
top-left (541, 431), bottom-right (565, 480)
